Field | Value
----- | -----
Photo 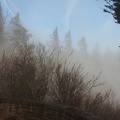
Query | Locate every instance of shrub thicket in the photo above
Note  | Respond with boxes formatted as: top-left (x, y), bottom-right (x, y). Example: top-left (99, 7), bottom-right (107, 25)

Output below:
top-left (0, 43), bottom-right (120, 120)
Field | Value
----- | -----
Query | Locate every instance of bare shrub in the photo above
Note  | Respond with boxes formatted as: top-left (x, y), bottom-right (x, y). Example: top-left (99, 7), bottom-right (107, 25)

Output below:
top-left (0, 43), bottom-right (55, 101)
top-left (48, 52), bottom-right (120, 120)
top-left (95, 92), bottom-right (120, 120)
top-left (49, 55), bottom-right (104, 108)
top-left (0, 43), bottom-right (120, 120)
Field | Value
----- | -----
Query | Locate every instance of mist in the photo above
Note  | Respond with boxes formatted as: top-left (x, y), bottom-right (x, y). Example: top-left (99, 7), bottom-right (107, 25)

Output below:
top-left (0, 0), bottom-right (120, 100)
top-left (48, 34), bottom-right (120, 97)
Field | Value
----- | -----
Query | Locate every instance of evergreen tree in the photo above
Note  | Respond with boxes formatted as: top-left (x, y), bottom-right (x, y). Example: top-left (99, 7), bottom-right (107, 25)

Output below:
top-left (103, 46), bottom-right (113, 67)
top-left (100, 0), bottom-right (120, 24)
top-left (91, 42), bottom-right (102, 73)
top-left (51, 27), bottom-right (60, 51)
top-left (78, 37), bottom-right (88, 58)
top-left (64, 30), bottom-right (73, 53)
top-left (92, 42), bottom-right (100, 59)
top-left (10, 13), bottom-right (31, 45)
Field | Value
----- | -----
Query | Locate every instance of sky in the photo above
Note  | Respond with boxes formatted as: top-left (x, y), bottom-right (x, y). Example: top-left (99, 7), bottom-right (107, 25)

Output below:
top-left (1, 0), bottom-right (120, 52)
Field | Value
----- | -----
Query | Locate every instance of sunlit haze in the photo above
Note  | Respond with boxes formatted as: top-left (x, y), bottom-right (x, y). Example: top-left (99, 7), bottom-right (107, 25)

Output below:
top-left (0, 0), bottom-right (120, 98)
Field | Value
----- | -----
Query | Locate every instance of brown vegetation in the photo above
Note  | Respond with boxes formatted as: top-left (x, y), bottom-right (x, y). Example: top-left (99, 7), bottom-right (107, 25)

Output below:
top-left (0, 43), bottom-right (120, 120)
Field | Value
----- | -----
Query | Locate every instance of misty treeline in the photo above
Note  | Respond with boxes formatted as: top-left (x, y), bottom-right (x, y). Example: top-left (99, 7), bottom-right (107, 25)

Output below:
top-left (0, 3), bottom-right (120, 120)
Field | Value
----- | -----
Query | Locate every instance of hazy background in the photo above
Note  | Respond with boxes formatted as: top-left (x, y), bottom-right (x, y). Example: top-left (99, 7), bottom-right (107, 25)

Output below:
top-left (1, 0), bottom-right (120, 97)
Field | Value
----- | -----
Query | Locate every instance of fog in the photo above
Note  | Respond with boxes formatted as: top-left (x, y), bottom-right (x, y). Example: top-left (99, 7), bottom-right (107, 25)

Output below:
top-left (0, 0), bottom-right (120, 99)
top-left (54, 38), bottom-right (120, 97)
